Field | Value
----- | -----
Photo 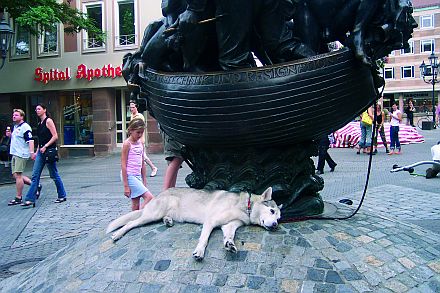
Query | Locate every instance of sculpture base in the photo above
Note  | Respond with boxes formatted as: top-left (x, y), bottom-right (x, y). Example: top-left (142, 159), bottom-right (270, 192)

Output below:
top-left (182, 142), bottom-right (324, 219)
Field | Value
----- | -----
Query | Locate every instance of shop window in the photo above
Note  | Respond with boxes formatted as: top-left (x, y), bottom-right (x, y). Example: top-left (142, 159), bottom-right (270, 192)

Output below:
top-left (62, 93), bottom-right (94, 145)
top-left (37, 24), bottom-right (59, 56)
top-left (401, 66), bottom-right (414, 79)
top-left (383, 67), bottom-right (394, 79)
top-left (115, 0), bottom-right (137, 47)
top-left (84, 2), bottom-right (105, 50)
top-left (420, 39), bottom-right (435, 53)
top-left (11, 22), bottom-right (31, 58)
top-left (420, 15), bottom-right (434, 28)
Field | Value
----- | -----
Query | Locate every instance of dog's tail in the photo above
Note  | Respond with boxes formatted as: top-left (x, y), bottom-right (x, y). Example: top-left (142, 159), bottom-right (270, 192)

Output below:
top-left (106, 210), bottom-right (143, 234)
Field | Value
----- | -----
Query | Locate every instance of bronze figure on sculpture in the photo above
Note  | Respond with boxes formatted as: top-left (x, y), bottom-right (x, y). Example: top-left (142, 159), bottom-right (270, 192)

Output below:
top-left (122, 0), bottom-right (416, 219)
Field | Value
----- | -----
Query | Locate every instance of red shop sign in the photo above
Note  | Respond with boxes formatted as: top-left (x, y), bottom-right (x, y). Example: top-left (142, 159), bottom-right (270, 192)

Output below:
top-left (34, 64), bottom-right (123, 84)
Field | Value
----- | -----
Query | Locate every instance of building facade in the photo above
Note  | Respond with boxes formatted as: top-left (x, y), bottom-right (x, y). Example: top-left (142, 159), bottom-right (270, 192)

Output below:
top-left (0, 0), bottom-right (163, 157)
top-left (1, 1), bottom-right (439, 158)
top-left (382, 0), bottom-right (440, 125)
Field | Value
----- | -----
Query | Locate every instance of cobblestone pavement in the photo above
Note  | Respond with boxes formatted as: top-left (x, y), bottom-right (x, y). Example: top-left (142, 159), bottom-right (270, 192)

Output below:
top-left (0, 129), bottom-right (438, 292)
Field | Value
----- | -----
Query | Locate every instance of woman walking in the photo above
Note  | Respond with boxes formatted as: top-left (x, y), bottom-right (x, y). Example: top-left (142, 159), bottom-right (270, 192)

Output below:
top-left (373, 104), bottom-right (389, 154)
top-left (21, 103), bottom-right (67, 207)
top-left (389, 102), bottom-right (402, 155)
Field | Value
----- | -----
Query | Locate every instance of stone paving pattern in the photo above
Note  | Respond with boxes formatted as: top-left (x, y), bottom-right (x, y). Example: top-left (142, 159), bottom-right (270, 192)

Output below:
top-left (0, 129), bottom-right (439, 292)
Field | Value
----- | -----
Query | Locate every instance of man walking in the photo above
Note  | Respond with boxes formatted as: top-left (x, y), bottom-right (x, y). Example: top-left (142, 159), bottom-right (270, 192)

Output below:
top-left (5, 109), bottom-right (36, 206)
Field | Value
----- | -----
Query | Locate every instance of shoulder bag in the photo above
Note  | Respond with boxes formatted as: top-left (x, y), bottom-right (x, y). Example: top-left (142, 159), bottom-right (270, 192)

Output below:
top-left (44, 147), bottom-right (59, 163)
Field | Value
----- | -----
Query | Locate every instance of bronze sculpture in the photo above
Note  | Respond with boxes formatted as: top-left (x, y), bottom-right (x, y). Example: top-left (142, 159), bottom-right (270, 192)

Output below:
top-left (122, 0), bottom-right (416, 219)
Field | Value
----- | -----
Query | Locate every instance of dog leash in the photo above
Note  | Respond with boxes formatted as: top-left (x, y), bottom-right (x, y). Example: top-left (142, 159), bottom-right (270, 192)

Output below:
top-left (282, 80), bottom-right (384, 222)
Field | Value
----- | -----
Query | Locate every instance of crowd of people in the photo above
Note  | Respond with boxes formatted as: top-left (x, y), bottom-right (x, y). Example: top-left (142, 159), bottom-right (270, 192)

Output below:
top-left (314, 99), bottom-right (440, 176)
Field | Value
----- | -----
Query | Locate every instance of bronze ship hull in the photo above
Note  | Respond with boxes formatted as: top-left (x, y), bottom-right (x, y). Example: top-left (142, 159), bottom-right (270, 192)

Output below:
top-left (139, 48), bottom-right (377, 147)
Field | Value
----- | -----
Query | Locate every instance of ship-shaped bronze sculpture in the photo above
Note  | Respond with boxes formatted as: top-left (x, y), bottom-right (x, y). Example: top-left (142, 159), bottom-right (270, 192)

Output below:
top-left (139, 48), bottom-right (376, 147)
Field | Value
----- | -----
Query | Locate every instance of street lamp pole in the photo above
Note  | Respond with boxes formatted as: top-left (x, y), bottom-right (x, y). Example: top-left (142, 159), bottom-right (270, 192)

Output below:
top-left (0, 13), bottom-right (14, 70)
top-left (432, 75), bottom-right (436, 126)
top-left (419, 51), bottom-right (438, 128)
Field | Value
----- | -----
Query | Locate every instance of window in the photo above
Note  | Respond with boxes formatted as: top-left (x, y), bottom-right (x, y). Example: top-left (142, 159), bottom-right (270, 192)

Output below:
top-left (38, 24), bottom-right (59, 55)
top-left (400, 41), bottom-right (413, 54)
top-left (115, 0), bottom-right (137, 47)
top-left (62, 92), bottom-right (94, 145)
top-left (420, 15), bottom-right (434, 28)
top-left (383, 67), bottom-right (394, 79)
top-left (401, 66), bottom-right (414, 79)
top-left (11, 22), bottom-right (31, 58)
top-left (84, 2), bottom-right (104, 49)
top-left (421, 39), bottom-right (435, 53)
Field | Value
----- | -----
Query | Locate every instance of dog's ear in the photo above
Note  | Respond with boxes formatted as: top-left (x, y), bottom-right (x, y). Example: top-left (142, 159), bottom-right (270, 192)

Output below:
top-left (261, 187), bottom-right (272, 201)
top-left (278, 204), bottom-right (283, 210)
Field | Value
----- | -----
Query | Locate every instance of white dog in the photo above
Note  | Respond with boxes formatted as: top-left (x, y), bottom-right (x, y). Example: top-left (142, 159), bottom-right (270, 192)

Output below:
top-left (106, 187), bottom-right (282, 260)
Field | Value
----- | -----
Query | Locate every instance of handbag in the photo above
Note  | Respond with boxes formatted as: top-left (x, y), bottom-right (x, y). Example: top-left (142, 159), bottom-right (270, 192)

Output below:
top-left (361, 111), bottom-right (373, 126)
top-left (44, 147), bottom-right (59, 163)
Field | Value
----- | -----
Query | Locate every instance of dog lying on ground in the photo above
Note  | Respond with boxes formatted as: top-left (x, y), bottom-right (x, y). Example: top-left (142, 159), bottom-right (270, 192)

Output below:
top-left (106, 187), bottom-right (282, 260)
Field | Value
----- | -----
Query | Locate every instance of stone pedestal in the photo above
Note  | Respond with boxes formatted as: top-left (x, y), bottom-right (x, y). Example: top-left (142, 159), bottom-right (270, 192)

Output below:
top-left (182, 141), bottom-right (324, 219)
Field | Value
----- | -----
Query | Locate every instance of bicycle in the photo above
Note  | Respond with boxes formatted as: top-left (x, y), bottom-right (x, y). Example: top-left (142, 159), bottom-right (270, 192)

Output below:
top-left (416, 113), bottom-right (439, 130)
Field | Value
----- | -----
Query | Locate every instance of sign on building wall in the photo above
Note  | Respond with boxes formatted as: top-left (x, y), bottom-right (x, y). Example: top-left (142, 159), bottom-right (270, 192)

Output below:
top-left (34, 64), bottom-right (123, 84)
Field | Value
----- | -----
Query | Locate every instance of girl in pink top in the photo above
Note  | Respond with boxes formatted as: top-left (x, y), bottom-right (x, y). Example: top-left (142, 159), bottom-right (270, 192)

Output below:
top-left (121, 119), bottom-right (154, 210)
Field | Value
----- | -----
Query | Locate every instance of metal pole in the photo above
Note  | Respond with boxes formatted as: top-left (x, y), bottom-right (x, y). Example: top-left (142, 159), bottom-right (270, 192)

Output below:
top-left (433, 80), bottom-right (437, 128)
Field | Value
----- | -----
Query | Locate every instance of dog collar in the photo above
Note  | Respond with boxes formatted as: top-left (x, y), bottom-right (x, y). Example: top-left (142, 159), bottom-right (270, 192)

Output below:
top-left (246, 192), bottom-right (252, 215)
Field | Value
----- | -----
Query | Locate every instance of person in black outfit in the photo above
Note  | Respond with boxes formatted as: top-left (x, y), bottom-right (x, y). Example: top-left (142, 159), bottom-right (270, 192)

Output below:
top-left (373, 104), bottom-right (390, 153)
top-left (21, 103), bottom-right (67, 207)
top-left (316, 134), bottom-right (337, 175)
top-left (405, 99), bottom-right (415, 127)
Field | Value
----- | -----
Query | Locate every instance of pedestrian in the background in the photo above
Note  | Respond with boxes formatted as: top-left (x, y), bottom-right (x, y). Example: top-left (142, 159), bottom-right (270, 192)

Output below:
top-left (21, 103), bottom-right (67, 208)
top-left (404, 99), bottom-right (415, 127)
top-left (121, 118), bottom-right (154, 211)
top-left (129, 99), bottom-right (158, 177)
top-left (356, 105), bottom-right (375, 155)
top-left (426, 141), bottom-right (440, 178)
top-left (6, 109), bottom-right (35, 206)
top-left (316, 134), bottom-right (337, 175)
top-left (389, 102), bottom-right (402, 155)
top-left (436, 101), bottom-right (440, 127)
top-left (373, 104), bottom-right (389, 154)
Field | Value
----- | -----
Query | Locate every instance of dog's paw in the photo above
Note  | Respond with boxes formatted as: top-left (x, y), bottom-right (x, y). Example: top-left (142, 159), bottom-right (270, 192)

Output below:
top-left (163, 216), bottom-right (174, 227)
top-left (224, 240), bottom-right (237, 253)
top-left (111, 232), bottom-right (121, 242)
top-left (192, 248), bottom-right (205, 261)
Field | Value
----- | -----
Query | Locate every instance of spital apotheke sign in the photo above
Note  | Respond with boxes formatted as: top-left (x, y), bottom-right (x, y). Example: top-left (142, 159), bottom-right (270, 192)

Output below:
top-left (34, 64), bottom-right (123, 84)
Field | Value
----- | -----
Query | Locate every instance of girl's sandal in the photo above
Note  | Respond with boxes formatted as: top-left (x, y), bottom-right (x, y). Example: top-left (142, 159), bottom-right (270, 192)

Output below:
top-left (54, 198), bottom-right (67, 203)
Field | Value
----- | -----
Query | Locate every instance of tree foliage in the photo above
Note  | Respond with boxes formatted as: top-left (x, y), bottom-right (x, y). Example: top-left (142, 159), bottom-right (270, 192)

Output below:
top-left (0, 0), bottom-right (102, 37)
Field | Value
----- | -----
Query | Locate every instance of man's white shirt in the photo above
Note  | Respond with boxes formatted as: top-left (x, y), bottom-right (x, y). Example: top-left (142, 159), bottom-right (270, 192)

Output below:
top-left (431, 144), bottom-right (440, 161)
top-left (10, 122), bottom-right (33, 159)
